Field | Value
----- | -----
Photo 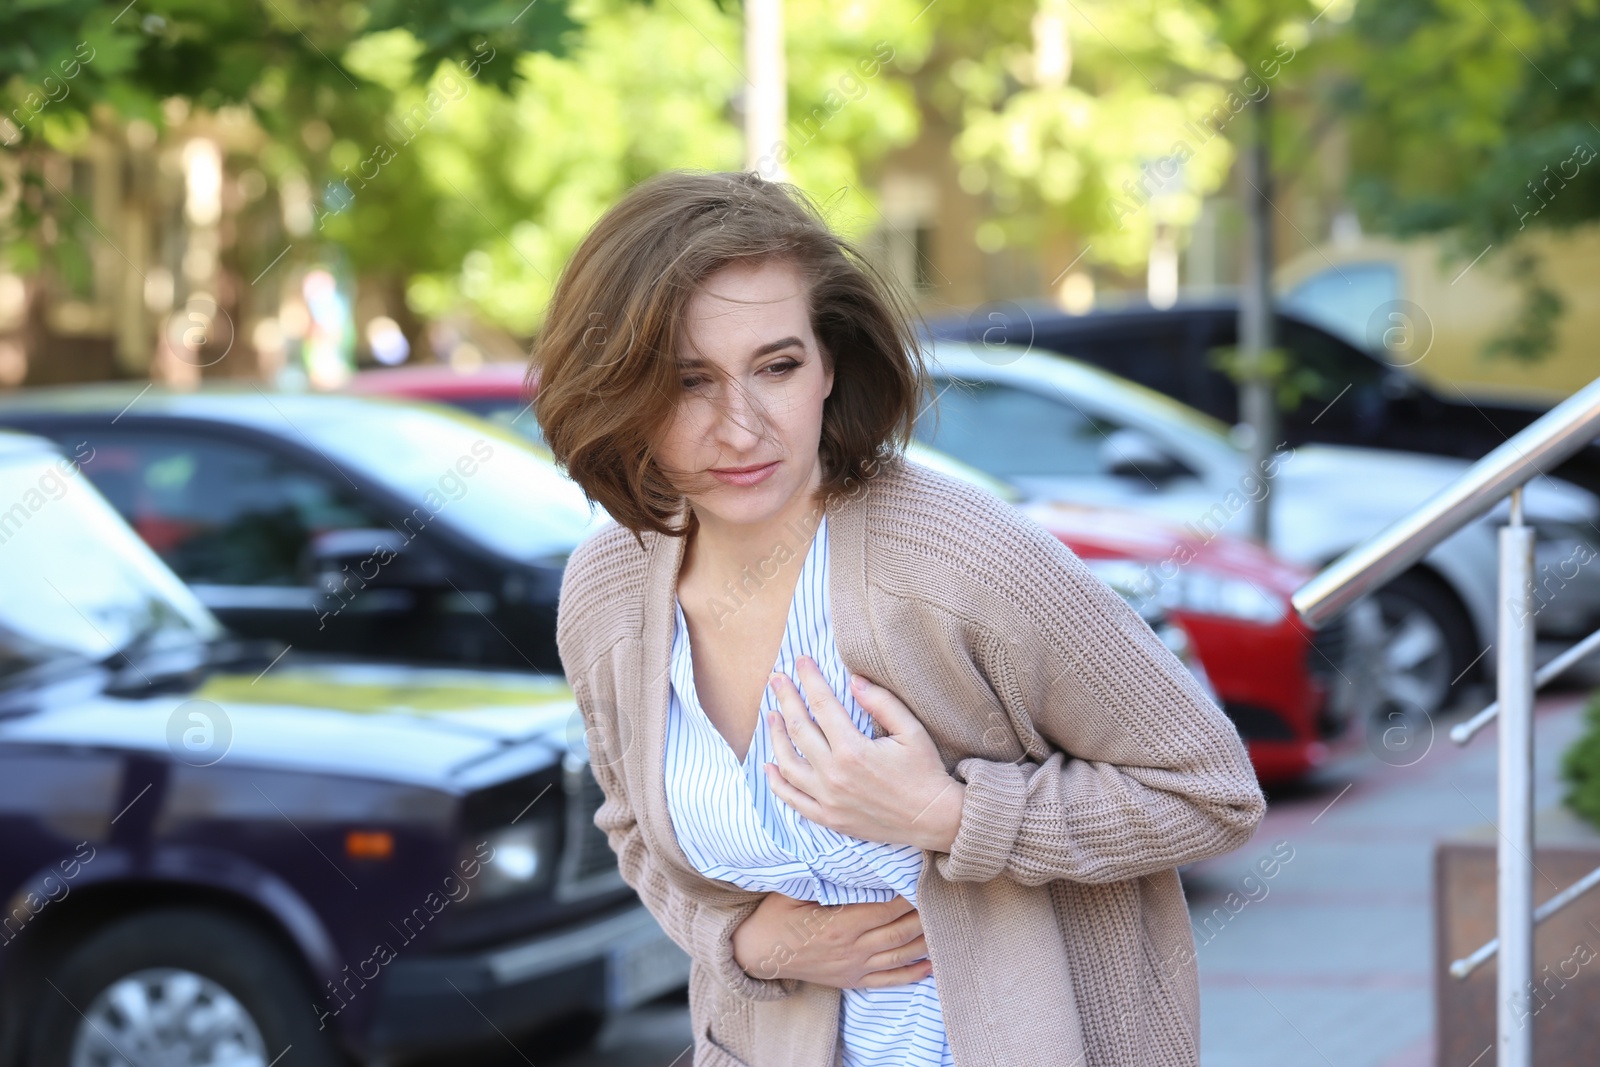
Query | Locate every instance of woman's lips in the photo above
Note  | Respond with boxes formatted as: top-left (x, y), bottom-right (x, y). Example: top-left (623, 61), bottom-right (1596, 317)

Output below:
top-left (709, 460), bottom-right (779, 487)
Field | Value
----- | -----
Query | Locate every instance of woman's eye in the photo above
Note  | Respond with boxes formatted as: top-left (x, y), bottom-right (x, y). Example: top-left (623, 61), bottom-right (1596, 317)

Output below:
top-left (682, 361), bottom-right (794, 390)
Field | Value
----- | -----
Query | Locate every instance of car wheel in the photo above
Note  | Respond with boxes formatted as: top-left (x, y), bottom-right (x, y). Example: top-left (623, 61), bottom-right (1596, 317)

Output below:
top-left (29, 908), bottom-right (346, 1067)
top-left (1370, 570), bottom-right (1478, 722)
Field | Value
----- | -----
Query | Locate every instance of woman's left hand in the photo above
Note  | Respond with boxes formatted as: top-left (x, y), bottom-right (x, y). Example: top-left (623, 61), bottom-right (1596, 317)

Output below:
top-left (763, 656), bottom-right (966, 853)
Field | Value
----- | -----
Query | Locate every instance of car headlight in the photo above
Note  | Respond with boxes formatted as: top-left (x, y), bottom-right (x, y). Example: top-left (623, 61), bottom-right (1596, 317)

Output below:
top-left (1086, 559), bottom-right (1287, 625)
top-left (459, 820), bottom-right (559, 904)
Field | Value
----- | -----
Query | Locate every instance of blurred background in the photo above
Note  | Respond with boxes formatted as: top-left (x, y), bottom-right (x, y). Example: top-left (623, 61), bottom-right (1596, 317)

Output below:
top-left (3, 1), bottom-right (1600, 1066)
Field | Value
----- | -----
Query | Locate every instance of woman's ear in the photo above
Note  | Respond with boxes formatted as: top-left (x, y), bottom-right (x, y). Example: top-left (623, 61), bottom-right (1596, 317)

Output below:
top-left (821, 345), bottom-right (835, 400)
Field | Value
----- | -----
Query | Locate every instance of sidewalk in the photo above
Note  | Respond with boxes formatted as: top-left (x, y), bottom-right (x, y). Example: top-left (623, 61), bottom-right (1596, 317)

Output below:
top-left (1183, 691), bottom-right (1591, 1067)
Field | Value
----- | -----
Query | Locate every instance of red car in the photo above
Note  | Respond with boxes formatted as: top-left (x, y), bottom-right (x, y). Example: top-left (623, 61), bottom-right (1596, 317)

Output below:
top-left (1019, 499), bottom-right (1355, 784)
top-left (346, 364), bottom-right (1358, 783)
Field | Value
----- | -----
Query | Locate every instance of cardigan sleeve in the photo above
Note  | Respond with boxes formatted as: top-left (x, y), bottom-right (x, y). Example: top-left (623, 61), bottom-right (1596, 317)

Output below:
top-left (931, 508), bottom-right (1268, 886)
top-left (566, 665), bottom-right (802, 1002)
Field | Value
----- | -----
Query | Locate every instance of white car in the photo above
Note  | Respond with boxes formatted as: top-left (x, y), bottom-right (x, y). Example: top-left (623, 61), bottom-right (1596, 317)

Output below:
top-left (916, 341), bottom-right (1600, 720)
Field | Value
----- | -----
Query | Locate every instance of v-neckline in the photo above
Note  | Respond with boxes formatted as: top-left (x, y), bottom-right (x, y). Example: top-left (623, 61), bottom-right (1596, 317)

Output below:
top-left (674, 513), bottom-right (825, 770)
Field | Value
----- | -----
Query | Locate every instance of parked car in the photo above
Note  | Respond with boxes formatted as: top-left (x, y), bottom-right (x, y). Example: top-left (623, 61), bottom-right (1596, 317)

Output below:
top-left (353, 363), bottom-right (1386, 781)
top-left (912, 341), bottom-right (1600, 722)
top-left (0, 385), bottom-right (606, 673)
top-left (0, 428), bottom-right (685, 1067)
top-left (345, 362), bottom-right (542, 445)
top-left (924, 299), bottom-right (1600, 498)
top-left (907, 444), bottom-right (1373, 784)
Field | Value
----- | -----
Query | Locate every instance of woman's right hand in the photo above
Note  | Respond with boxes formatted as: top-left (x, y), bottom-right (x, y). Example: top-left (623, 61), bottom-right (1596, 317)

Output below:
top-left (731, 892), bottom-right (933, 989)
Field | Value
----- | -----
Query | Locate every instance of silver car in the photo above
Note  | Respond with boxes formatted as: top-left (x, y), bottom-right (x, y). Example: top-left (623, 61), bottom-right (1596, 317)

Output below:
top-left (915, 341), bottom-right (1600, 721)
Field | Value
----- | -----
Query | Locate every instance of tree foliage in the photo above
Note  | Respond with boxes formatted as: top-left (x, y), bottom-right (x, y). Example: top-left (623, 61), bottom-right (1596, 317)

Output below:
top-left (0, 0), bottom-right (576, 288)
top-left (2, 0), bottom-right (931, 338)
top-left (384, 0), bottom-right (929, 333)
top-left (1328, 0), bottom-right (1600, 361)
top-left (915, 0), bottom-right (1323, 277)
top-left (0, 0), bottom-right (574, 142)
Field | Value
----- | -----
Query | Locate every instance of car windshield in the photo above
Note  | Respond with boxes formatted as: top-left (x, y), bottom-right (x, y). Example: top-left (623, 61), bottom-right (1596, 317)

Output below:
top-left (450, 396), bottom-right (547, 449)
top-left (921, 344), bottom-right (1240, 477)
top-left (0, 450), bottom-right (222, 683)
top-left (280, 398), bottom-right (605, 562)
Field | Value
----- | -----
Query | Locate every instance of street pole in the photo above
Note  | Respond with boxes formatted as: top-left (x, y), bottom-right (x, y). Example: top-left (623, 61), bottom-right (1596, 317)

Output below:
top-left (744, 0), bottom-right (786, 181)
top-left (1497, 487), bottom-right (1536, 1067)
top-left (1237, 95), bottom-right (1278, 546)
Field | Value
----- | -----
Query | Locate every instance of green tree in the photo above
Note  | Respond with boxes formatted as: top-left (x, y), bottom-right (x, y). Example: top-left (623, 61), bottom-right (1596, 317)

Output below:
top-left (929, 0), bottom-right (1293, 273)
top-left (1329, 0), bottom-right (1600, 362)
top-left (365, 0), bottom-right (932, 334)
top-left (929, 0), bottom-right (1319, 542)
top-left (4, 0), bottom-right (933, 347)
top-left (0, 0), bottom-right (576, 279)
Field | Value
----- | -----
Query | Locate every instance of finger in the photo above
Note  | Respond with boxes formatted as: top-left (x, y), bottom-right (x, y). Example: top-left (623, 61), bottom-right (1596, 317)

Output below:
top-left (763, 708), bottom-right (821, 789)
top-left (860, 908), bottom-right (923, 951)
top-left (901, 935), bottom-right (925, 964)
top-left (837, 898), bottom-right (910, 934)
top-left (771, 667), bottom-right (835, 762)
top-left (863, 931), bottom-right (927, 971)
top-left (859, 897), bottom-right (916, 926)
top-left (860, 933), bottom-right (929, 977)
top-left (855, 963), bottom-right (933, 990)
top-left (848, 673), bottom-right (922, 737)
top-left (855, 958), bottom-right (935, 989)
top-left (762, 759), bottom-right (824, 821)
top-left (792, 655), bottom-right (857, 749)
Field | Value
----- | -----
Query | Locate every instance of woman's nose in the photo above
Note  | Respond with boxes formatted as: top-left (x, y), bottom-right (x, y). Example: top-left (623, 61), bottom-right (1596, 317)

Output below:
top-left (712, 381), bottom-right (767, 447)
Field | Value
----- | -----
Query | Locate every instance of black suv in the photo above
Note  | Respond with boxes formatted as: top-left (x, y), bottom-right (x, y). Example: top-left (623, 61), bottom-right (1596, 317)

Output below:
top-left (927, 299), bottom-right (1600, 496)
top-left (0, 385), bottom-right (606, 672)
top-left (0, 430), bottom-right (687, 1066)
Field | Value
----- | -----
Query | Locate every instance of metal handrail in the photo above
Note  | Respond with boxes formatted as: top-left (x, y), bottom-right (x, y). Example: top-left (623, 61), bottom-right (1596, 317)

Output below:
top-left (1292, 375), bottom-right (1600, 627)
top-left (1450, 862), bottom-right (1600, 979)
top-left (1451, 625), bottom-right (1600, 744)
top-left (1290, 372), bottom-right (1600, 1067)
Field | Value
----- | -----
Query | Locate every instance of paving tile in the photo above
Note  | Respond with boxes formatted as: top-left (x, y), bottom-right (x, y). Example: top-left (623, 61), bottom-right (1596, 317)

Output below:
top-left (1192, 693), bottom-right (1588, 1066)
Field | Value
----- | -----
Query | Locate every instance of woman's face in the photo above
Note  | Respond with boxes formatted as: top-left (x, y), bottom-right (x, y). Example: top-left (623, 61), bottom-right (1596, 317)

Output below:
top-left (654, 258), bottom-right (834, 531)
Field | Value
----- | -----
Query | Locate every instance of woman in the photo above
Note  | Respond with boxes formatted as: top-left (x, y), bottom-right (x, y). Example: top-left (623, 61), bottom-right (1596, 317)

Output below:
top-left (534, 170), bottom-right (1266, 1067)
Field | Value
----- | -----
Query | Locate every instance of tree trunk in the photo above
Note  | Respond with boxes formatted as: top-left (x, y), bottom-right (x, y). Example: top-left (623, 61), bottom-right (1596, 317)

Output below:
top-left (1237, 95), bottom-right (1278, 547)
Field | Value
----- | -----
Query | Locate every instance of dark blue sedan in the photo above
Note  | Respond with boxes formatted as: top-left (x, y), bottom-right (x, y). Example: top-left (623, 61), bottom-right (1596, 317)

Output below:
top-left (0, 430), bottom-right (686, 1066)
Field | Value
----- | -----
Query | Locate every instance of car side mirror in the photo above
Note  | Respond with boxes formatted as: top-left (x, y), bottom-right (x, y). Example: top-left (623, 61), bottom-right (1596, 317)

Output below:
top-left (1099, 428), bottom-right (1185, 482)
top-left (304, 528), bottom-right (450, 591)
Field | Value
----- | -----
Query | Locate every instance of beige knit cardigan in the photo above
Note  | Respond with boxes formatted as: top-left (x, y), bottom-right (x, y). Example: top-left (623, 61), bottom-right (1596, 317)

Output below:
top-left (554, 454), bottom-right (1267, 1067)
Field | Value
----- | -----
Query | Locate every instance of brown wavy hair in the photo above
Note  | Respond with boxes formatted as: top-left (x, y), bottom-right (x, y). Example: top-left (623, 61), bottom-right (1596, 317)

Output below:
top-left (528, 170), bottom-right (931, 544)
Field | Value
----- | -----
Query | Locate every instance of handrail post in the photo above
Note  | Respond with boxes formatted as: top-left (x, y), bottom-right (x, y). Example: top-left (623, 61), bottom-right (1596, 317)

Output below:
top-left (1497, 486), bottom-right (1535, 1066)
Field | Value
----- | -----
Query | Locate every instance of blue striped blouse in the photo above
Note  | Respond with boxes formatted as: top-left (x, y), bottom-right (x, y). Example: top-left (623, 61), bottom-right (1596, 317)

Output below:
top-left (664, 512), bottom-right (955, 1067)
